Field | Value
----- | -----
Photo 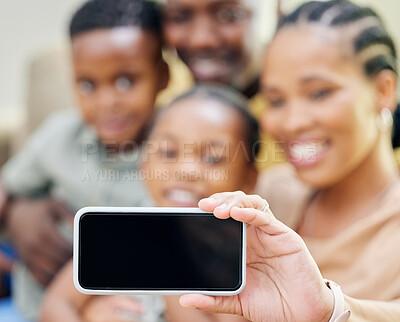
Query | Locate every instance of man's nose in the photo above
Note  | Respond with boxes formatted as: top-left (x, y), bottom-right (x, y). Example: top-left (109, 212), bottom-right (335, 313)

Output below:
top-left (187, 15), bottom-right (220, 50)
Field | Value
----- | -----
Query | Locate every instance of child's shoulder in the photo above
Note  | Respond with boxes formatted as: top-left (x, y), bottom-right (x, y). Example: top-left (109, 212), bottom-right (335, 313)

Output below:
top-left (14, 108), bottom-right (93, 160)
top-left (32, 108), bottom-right (89, 146)
top-left (39, 108), bottom-right (83, 133)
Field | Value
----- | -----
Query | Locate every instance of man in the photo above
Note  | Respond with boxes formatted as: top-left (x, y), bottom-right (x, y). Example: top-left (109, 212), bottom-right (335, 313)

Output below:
top-left (162, 0), bottom-right (264, 98)
top-left (162, 0), bottom-right (285, 170)
top-left (163, 0), bottom-right (261, 98)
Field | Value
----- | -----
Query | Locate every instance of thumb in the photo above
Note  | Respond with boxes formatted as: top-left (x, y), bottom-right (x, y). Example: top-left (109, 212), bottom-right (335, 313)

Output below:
top-left (179, 294), bottom-right (238, 315)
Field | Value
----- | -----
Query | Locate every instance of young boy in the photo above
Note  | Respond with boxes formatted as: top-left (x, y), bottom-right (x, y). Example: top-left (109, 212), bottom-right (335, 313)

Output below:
top-left (0, 0), bottom-right (168, 320)
top-left (40, 85), bottom-right (259, 322)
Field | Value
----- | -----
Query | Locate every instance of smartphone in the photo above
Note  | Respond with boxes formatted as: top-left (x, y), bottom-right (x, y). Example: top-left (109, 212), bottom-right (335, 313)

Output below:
top-left (73, 207), bottom-right (246, 296)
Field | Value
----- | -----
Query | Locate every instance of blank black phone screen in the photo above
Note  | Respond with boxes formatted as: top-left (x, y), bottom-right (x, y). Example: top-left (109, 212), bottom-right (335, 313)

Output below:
top-left (78, 212), bottom-right (243, 291)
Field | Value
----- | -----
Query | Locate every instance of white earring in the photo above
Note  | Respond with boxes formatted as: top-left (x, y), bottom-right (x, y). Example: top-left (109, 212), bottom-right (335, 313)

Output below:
top-left (376, 108), bottom-right (393, 132)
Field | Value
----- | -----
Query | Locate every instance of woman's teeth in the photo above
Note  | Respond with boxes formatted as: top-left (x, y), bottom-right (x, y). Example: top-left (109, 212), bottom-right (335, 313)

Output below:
top-left (288, 141), bottom-right (328, 161)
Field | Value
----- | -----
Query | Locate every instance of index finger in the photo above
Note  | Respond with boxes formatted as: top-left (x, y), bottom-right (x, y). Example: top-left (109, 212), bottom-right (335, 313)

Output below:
top-left (231, 207), bottom-right (289, 236)
top-left (198, 191), bottom-right (268, 219)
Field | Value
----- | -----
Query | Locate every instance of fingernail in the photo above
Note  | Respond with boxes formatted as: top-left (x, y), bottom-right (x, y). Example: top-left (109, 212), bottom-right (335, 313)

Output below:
top-left (216, 203), bottom-right (227, 210)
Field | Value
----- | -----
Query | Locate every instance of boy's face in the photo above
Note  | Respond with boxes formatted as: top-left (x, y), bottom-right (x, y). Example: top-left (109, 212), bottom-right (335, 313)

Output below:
top-left (163, 0), bottom-right (254, 86)
top-left (72, 27), bottom-right (167, 148)
top-left (142, 97), bottom-right (257, 207)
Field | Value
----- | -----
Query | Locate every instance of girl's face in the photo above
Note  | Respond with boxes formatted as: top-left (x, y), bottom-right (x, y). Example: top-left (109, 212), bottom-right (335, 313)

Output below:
top-left (261, 26), bottom-right (381, 187)
top-left (142, 97), bottom-right (257, 207)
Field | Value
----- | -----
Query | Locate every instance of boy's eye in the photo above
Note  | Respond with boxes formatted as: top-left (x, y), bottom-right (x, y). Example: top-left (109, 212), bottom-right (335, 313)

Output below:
top-left (215, 6), bottom-right (250, 24)
top-left (77, 79), bottom-right (95, 96)
top-left (115, 76), bottom-right (134, 92)
top-left (309, 88), bottom-right (333, 101)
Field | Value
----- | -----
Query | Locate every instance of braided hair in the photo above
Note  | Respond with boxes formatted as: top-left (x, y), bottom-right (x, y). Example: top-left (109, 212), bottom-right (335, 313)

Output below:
top-left (277, 0), bottom-right (398, 78)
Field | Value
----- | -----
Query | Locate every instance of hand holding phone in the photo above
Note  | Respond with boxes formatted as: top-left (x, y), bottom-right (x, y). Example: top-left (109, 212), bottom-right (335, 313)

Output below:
top-left (179, 193), bottom-right (334, 322)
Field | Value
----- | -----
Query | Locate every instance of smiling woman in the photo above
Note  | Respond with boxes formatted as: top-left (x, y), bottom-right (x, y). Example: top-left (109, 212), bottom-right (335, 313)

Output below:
top-left (260, 0), bottom-right (398, 188)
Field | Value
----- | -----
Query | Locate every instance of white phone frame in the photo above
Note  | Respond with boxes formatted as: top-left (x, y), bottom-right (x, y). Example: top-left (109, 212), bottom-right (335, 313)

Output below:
top-left (73, 206), bottom-right (246, 296)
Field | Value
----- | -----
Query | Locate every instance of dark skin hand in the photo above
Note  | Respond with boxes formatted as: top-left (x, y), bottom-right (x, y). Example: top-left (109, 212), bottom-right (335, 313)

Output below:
top-left (6, 197), bottom-right (73, 286)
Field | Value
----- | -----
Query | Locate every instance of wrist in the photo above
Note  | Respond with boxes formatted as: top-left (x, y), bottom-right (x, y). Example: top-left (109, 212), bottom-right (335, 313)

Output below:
top-left (324, 279), bottom-right (351, 322)
top-left (315, 279), bottom-right (335, 322)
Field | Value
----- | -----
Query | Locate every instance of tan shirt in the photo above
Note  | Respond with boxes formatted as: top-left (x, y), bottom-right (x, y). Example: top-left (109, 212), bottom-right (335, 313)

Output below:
top-left (256, 165), bottom-right (400, 321)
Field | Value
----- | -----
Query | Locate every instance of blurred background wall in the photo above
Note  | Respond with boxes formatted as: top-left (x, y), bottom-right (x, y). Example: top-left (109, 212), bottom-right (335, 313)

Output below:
top-left (0, 0), bottom-right (84, 165)
top-left (0, 0), bottom-right (84, 111)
